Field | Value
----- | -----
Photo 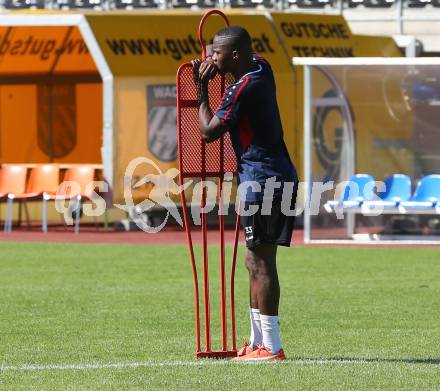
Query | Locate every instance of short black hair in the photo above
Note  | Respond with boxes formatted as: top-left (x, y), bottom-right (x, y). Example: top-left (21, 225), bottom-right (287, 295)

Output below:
top-left (214, 25), bottom-right (252, 52)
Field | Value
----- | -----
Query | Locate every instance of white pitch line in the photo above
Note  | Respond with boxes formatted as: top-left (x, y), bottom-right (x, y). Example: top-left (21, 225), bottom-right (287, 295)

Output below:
top-left (0, 359), bottom-right (371, 372)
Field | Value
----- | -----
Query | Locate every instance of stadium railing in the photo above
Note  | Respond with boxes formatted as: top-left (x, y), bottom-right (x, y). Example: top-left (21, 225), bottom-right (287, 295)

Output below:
top-left (3, 0), bottom-right (440, 9)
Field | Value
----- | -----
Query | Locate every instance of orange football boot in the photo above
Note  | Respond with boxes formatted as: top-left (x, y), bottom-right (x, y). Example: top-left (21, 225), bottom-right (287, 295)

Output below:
top-left (235, 341), bottom-right (255, 358)
top-left (231, 345), bottom-right (285, 361)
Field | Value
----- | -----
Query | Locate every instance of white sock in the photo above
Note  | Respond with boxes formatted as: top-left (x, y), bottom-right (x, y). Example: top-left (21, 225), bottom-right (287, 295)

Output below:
top-left (260, 314), bottom-right (282, 354)
top-left (249, 308), bottom-right (262, 349)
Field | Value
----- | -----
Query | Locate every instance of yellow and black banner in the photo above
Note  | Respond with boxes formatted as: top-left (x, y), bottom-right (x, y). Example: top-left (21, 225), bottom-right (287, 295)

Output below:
top-left (86, 12), bottom-right (294, 202)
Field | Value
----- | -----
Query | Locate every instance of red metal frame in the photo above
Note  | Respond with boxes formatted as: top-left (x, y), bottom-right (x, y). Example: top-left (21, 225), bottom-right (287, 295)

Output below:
top-left (198, 9), bottom-right (230, 60)
top-left (177, 10), bottom-right (240, 359)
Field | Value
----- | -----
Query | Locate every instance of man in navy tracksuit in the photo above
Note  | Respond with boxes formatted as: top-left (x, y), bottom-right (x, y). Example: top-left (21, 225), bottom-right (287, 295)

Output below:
top-left (192, 25), bottom-right (298, 361)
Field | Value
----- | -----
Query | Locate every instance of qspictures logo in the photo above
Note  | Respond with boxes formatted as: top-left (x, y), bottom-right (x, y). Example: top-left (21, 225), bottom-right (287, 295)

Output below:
top-left (105, 33), bottom-right (275, 61)
top-left (50, 157), bottom-right (390, 233)
top-left (0, 29), bottom-right (89, 61)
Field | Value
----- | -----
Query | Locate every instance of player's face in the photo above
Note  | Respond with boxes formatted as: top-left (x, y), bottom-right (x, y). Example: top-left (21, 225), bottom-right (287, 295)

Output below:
top-left (212, 36), bottom-right (235, 76)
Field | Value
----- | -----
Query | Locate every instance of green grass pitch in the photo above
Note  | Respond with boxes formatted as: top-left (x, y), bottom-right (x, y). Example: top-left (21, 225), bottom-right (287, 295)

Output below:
top-left (1, 242), bottom-right (440, 390)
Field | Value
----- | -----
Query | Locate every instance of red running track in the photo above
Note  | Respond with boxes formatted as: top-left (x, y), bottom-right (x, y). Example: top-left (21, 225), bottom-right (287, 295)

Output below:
top-left (0, 226), bottom-right (438, 248)
top-left (0, 225), bottom-right (250, 246)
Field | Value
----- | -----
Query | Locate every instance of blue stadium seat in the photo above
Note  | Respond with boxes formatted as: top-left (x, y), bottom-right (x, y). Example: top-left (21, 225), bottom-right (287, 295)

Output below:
top-left (288, 0), bottom-right (333, 8)
top-left (172, 0), bottom-right (218, 7)
top-left (55, 0), bottom-right (104, 8)
top-left (325, 174), bottom-right (375, 211)
top-left (114, 0), bottom-right (159, 7)
top-left (346, 0), bottom-right (362, 7)
top-left (363, 174), bottom-right (411, 209)
top-left (364, 0), bottom-right (395, 7)
top-left (230, 0), bottom-right (275, 7)
top-left (407, 0), bottom-right (431, 7)
top-left (345, 0), bottom-right (395, 7)
top-left (3, 0), bottom-right (45, 8)
top-left (399, 175), bottom-right (440, 210)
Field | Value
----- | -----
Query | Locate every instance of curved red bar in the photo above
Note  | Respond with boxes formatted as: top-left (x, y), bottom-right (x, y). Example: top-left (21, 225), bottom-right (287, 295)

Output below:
top-left (198, 9), bottom-right (230, 60)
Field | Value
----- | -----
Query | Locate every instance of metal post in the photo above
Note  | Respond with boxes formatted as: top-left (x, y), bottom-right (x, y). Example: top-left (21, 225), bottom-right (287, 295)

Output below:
top-left (201, 182), bottom-right (211, 352)
top-left (5, 197), bottom-right (13, 233)
top-left (303, 65), bottom-right (312, 244)
top-left (75, 196), bottom-right (81, 234)
top-left (42, 196), bottom-right (48, 233)
top-left (398, 0), bottom-right (404, 35)
top-left (218, 178), bottom-right (227, 352)
top-left (230, 211), bottom-right (240, 352)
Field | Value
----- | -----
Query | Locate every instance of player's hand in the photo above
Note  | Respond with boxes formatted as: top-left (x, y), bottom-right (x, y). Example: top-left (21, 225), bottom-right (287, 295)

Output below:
top-left (191, 58), bottom-right (217, 87)
top-left (199, 58), bottom-right (217, 83)
top-left (191, 58), bottom-right (202, 84)
top-left (191, 59), bottom-right (202, 85)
